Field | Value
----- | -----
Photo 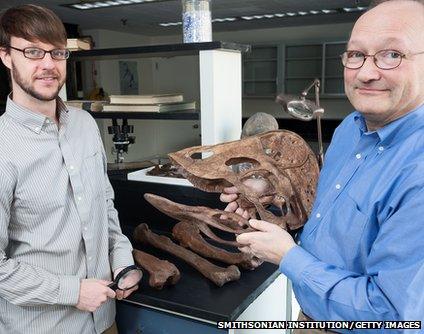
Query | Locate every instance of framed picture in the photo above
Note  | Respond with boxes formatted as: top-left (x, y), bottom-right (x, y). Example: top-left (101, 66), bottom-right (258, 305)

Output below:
top-left (119, 61), bottom-right (139, 94)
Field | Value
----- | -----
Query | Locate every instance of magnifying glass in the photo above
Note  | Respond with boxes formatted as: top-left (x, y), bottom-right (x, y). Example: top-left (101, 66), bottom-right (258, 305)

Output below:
top-left (108, 265), bottom-right (143, 291)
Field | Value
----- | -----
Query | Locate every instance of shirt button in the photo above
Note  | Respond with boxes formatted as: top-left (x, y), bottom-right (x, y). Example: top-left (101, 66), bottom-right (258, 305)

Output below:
top-left (356, 153), bottom-right (361, 159)
top-left (83, 227), bottom-right (88, 231)
top-left (34, 127), bottom-right (40, 132)
top-left (88, 256), bottom-right (92, 261)
top-left (69, 165), bottom-right (75, 170)
top-left (335, 184), bottom-right (341, 190)
top-left (378, 146), bottom-right (384, 152)
top-left (77, 196), bottom-right (82, 201)
top-left (316, 213), bottom-right (321, 218)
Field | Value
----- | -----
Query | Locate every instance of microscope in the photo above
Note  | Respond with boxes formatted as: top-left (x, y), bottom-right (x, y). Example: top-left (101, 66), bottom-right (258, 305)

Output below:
top-left (108, 119), bottom-right (136, 163)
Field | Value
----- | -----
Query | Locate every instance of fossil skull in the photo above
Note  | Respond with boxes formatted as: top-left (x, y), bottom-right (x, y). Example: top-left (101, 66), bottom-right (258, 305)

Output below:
top-left (169, 130), bottom-right (319, 231)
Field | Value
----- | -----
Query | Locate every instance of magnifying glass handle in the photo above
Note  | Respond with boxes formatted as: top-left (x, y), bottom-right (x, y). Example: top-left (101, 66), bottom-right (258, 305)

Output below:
top-left (107, 282), bottom-right (118, 291)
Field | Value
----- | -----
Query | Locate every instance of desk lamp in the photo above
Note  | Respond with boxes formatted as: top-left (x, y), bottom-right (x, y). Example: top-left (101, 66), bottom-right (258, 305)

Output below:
top-left (276, 78), bottom-right (324, 167)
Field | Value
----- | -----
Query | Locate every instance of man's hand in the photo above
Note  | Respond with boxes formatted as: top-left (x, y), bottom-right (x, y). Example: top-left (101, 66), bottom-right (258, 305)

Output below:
top-left (76, 279), bottom-right (116, 312)
top-left (113, 267), bottom-right (139, 300)
top-left (220, 178), bottom-right (271, 220)
top-left (220, 186), bottom-right (251, 219)
top-left (236, 219), bottom-right (296, 265)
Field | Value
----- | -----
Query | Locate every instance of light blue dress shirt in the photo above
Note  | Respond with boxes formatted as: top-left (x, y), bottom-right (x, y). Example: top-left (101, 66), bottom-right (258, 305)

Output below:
top-left (280, 105), bottom-right (424, 332)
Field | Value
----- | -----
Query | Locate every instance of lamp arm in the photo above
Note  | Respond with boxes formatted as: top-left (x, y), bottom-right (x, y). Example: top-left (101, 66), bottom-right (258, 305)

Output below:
top-left (301, 78), bottom-right (321, 99)
top-left (302, 78), bottom-right (324, 168)
top-left (316, 113), bottom-right (324, 168)
top-left (312, 79), bottom-right (324, 168)
top-left (314, 79), bottom-right (320, 108)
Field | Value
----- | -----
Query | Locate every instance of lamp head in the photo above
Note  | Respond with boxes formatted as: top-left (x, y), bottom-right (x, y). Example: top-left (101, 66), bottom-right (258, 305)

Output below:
top-left (275, 78), bottom-right (325, 168)
top-left (276, 93), bottom-right (323, 121)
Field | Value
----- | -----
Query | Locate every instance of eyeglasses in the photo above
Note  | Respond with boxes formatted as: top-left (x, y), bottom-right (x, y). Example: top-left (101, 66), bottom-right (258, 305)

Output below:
top-left (8, 45), bottom-right (70, 60)
top-left (340, 49), bottom-right (424, 70)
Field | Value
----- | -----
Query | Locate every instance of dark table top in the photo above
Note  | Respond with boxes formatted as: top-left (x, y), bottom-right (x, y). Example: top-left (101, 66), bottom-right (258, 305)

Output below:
top-left (111, 179), bottom-right (280, 323)
top-left (123, 234), bottom-right (279, 323)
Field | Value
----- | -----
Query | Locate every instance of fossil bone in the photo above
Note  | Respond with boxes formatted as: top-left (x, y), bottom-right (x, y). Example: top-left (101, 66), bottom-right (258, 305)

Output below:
top-left (134, 223), bottom-right (241, 287)
top-left (168, 130), bottom-right (319, 230)
top-left (132, 249), bottom-right (180, 290)
top-left (144, 193), bottom-right (254, 247)
top-left (173, 221), bottom-right (263, 270)
top-left (147, 162), bottom-right (184, 178)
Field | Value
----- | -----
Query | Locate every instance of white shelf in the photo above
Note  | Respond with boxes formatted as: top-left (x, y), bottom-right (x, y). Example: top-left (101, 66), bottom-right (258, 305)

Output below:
top-left (127, 166), bottom-right (193, 187)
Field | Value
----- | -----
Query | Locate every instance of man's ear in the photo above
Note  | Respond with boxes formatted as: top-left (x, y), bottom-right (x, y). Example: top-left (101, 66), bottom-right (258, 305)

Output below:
top-left (0, 47), bottom-right (12, 70)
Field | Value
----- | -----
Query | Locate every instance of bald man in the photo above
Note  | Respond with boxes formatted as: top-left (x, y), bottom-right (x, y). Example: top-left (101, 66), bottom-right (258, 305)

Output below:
top-left (221, 1), bottom-right (424, 332)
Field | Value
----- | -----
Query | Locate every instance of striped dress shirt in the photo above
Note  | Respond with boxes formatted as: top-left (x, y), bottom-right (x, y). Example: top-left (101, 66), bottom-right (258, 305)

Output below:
top-left (0, 96), bottom-right (134, 334)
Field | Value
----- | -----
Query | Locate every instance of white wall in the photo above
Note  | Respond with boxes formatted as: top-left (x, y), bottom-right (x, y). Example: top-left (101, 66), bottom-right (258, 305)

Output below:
top-left (150, 23), bottom-right (355, 120)
top-left (80, 29), bottom-right (201, 162)
top-left (81, 22), bottom-right (355, 162)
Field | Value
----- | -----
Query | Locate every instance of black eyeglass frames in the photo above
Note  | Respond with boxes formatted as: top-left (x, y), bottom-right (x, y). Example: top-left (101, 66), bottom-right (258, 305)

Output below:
top-left (7, 45), bottom-right (70, 60)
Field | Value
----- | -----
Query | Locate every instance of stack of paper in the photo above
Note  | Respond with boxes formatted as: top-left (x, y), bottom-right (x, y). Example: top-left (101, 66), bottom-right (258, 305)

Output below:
top-left (67, 38), bottom-right (92, 51)
top-left (65, 100), bottom-right (106, 112)
top-left (103, 94), bottom-right (197, 113)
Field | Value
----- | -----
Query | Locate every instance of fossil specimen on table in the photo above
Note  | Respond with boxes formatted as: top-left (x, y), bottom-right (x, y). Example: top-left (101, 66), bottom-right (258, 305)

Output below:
top-left (132, 249), bottom-right (180, 290)
top-left (147, 162), bottom-right (184, 178)
top-left (144, 193), bottom-right (254, 247)
top-left (172, 221), bottom-right (262, 270)
top-left (134, 224), bottom-right (241, 287)
top-left (139, 130), bottom-right (318, 286)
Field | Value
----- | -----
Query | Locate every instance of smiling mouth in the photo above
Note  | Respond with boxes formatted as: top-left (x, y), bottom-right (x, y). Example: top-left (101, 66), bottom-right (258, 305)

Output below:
top-left (36, 77), bottom-right (59, 84)
top-left (356, 87), bottom-right (388, 94)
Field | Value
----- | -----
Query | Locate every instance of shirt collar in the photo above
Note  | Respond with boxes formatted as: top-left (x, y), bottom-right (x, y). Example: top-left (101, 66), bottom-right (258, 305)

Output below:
top-left (5, 94), bottom-right (69, 134)
top-left (353, 103), bottom-right (424, 147)
top-left (353, 112), bottom-right (369, 135)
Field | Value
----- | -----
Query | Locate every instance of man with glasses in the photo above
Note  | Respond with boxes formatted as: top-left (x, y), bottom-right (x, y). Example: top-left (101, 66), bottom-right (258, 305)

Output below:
top-left (0, 5), bottom-right (136, 334)
top-left (221, 0), bottom-right (424, 331)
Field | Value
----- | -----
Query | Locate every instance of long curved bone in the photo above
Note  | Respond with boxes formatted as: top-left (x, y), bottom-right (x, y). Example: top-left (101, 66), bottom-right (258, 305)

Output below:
top-left (173, 221), bottom-right (263, 270)
top-left (144, 193), bottom-right (255, 236)
top-left (134, 223), bottom-right (241, 287)
top-left (132, 249), bottom-right (180, 290)
top-left (196, 222), bottom-right (243, 248)
top-left (169, 130), bottom-right (319, 230)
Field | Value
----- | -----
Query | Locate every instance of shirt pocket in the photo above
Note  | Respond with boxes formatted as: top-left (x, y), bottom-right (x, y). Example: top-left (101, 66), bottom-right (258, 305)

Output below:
top-left (308, 193), bottom-right (370, 267)
top-left (330, 193), bottom-right (370, 263)
top-left (82, 150), bottom-right (104, 200)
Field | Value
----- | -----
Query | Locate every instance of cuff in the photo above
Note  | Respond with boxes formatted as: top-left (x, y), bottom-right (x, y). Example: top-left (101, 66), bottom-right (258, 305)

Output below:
top-left (57, 275), bottom-right (81, 306)
top-left (279, 245), bottom-right (318, 285)
top-left (110, 249), bottom-right (135, 272)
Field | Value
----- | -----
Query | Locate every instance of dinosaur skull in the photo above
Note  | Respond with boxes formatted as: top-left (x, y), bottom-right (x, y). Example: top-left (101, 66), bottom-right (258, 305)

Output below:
top-left (169, 130), bottom-right (319, 231)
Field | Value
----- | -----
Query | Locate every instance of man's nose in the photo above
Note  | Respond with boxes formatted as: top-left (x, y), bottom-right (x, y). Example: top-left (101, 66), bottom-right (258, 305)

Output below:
top-left (356, 56), bottom-right (381, 82)
top-left (38, 53), bottom-right (57, 69)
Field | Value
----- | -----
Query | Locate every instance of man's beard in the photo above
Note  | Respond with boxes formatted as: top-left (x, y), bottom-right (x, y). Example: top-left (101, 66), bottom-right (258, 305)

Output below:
top-left (11, 62), bottom-right (65, 101)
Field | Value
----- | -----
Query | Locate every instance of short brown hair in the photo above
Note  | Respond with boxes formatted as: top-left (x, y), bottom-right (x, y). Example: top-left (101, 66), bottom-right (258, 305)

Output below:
top-left (0, 4), bottom-right (67, 50)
